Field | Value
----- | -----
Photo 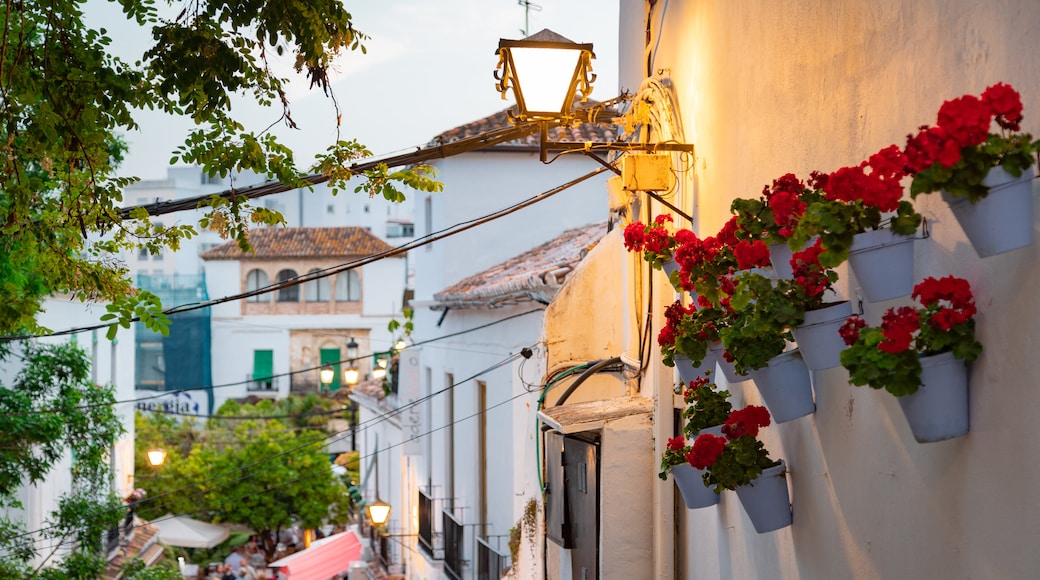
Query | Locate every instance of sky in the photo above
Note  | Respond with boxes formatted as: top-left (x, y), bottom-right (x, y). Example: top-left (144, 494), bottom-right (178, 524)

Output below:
top-left (87, 1), bottom-right (620, 181)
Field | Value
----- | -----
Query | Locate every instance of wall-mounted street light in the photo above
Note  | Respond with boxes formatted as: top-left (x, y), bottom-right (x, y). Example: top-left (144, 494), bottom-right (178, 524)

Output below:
top-left (495, 28), bottom-right (595, 123)
top-left (366, 499), bottom-right (392, 527)
top-left (146, 448), bottom-right (167, 468)
top-left (494, 28), bottom-right (696, 222)
top-left (394, 338), bottom-right (407, 352)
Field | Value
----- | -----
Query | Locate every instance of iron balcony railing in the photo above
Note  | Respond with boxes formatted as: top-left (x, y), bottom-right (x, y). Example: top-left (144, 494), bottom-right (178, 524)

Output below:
top-left (418, 489), bottom-right (434, 558)
top-left (443, 510), bottom-right (464, 580)
top-left (477, 537), bottom-right (510, 580)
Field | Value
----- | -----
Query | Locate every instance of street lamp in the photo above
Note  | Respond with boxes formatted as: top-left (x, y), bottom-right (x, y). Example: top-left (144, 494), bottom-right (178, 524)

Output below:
top-left (366, 499), bottom-right (391, 527)
top-left (343, 337), bottom-right (360, 386)
top-left (146, 448), bottom-right (167, 468)
top-left (319, 364), bottom-right (335, 392)
top-left (394, 338), bottom-right (407, 351)
top-left (495, 28), bottom-right (595, 122)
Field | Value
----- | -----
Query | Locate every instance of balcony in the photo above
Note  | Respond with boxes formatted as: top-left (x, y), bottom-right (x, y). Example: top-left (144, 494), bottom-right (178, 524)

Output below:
top-left (477, 537), bottom-right (510, 580)
top-left (418, 489), bottom-right (435, 558)
top-left (443, 510), bottom-right (464, 580)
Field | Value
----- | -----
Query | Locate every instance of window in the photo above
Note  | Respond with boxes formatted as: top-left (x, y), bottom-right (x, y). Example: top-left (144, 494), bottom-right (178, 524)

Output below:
top-left (319, 348), bottom-right (341, 391)
top-left (327, 204), bottom-right (335, 214)
top-left (276, 270), bottom-right (299, 302)
top-left (477, 380), bottom-right (488, 539)
top-left (386, 222), bottom-right (415, 238)
top-left (252, 350), bottom-right (273, 389)
top-left (138, 247), bottom-right (149, 260)
top-left (335, 271), bottom-right (360, 302)
top-left (304, 269), bottom-right (330, 302)
top-left (245, 269), bottom-right (269, 303)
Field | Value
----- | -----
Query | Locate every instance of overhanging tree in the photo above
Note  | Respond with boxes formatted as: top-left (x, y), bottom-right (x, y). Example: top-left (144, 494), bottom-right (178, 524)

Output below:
top-left (0, 342), bottom-right (126, 579)
top-left (0, 0), bottom-right (440, 336)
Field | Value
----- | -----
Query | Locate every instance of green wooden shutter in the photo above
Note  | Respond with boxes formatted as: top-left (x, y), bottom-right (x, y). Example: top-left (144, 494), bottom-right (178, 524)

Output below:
top-left (320, 348), bottom-right (342, 391)
top-left (253, 350), bottom-right (274, 385)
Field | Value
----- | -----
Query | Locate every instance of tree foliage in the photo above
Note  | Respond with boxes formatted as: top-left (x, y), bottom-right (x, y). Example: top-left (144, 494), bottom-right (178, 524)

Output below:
top-left (134, 397), bottom-right (350, 561)
top-left (0, 341), bottom-right (126, 578)
top-left (0, 0), bottom-right (441, 336)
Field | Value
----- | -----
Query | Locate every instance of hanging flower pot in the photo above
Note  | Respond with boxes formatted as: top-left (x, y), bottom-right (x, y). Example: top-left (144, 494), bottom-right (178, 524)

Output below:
top-left (748, 349), bottom-right (814, 423)
top-left (768, 242), bottom-right (795, 279)
top-left (708, 341), bottom-right (750, 383)
top-left (734, 460), bottom-right (792, 533)
top-left (847, 228), bottom-right (915, 302)
top-left (662, 258), bottom-right (680, 279)
top-left (792, 301), bottom-right (853, 371)
top-left (896, 351), bottom-right (970, 443)
top-left (941, 166), bottom-right (1035, 258)
top-left (671, 463), bottom-right (720, 509)
top-left (674, 353), bottom-right (717, 385)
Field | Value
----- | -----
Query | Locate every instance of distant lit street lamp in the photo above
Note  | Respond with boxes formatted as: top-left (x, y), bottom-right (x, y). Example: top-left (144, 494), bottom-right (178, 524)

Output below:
top-left (146, 448), bottom-right (167, 468)
top-left (343, 337), bottom-right (360, 386)
top-left (319, 364), bottom-right (334, 392)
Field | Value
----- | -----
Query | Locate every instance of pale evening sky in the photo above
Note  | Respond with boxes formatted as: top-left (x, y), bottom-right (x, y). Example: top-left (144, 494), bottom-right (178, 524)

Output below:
top-left (86, 1), bottom-right (621, 181)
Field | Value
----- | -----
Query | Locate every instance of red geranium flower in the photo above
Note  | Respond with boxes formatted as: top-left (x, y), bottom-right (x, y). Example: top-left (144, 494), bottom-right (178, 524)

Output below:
top-left (666, 436), bottom-right (686, 452)
top-left (839, 316), bottom-right (867, 346)
top-left (733, 239), bottom-right (771, 270)
top-left (905, 125), bottom-right (963, 171)
top-left (687, 433), bottom-right (726, 469)
top-left (878, 306), bottom-right (920, 353)
top-left (722, 405), bottom-right (771, 440)
top-left (937, 94), bottom-right (992, 148)
top-left (982, 82), bottom-right (1023, 131)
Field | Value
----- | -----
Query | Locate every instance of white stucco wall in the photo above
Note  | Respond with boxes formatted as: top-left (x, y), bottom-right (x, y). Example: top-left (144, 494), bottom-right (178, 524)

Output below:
top-left (413, 151), bottom-right (609, 303)
top-left (614, 1), bottom-right (1040, 578)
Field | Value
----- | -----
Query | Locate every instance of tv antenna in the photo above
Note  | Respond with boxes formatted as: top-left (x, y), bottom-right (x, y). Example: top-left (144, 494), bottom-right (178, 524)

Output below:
top-left (518, 0), bottom-right (542, 36)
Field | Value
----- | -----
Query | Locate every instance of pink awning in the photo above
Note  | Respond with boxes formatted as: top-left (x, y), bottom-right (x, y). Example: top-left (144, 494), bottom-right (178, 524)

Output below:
top-left (268, 530), bottom-right (363, 579)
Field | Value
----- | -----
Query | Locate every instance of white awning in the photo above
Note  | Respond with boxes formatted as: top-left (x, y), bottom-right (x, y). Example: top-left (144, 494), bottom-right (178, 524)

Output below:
top-left (152, 514), bottom-right (230, 549)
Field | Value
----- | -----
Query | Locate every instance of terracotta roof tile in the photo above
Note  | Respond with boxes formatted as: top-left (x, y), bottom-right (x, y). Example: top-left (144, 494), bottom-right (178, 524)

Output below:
top-left (433, 222), bottom-right (607, 308)
top-left (430, 102), bottom-right (618, 150)
top-left (201, 227), bottom-right (395, 260)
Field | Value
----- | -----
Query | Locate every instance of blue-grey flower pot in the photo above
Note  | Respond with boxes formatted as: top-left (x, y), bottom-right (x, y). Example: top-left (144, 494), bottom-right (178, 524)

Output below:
top-left (749, 349), bottom-right (815, 423)
top-left (671, 463), bottom-right (720, 509)
top-left (792, 301), bottom-right (853, 371)
top-left (848, 228), bottom-right (915, 302)
top-left (897, 351), bottom-right (969, 443)
top-left (735, 459), bottom-right (792, 533)
top-left (942, 166), bottom-right (1035, 258)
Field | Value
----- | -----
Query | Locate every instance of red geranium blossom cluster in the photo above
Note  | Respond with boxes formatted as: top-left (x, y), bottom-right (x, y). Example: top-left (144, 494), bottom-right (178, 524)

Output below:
top-left (823, 145), bottom-right (908, 212)
top-left (913, 275), bottom-right (977, 331)
top-left (657, 299), bottom-right (695, 347)
top-left (721, 405), bottom-right (771, 439)
top-left (878, 306), bottom-right (920, 354)
top-left (666, 436), bottom-right (686, 453)
top-left (790, 238), bottom-right (832, 300)
top-left (689, 405), bottom-right (772, 469)
top-left (733, 239), bottom-right (771, 270)
top-left (839, 316), bottom-right (867, 346)
top-left (623, 214), bottom-right (676, 265)
top-left (764, 173), bottom-right (809, 238)
top-left (904, 82), bottom-right (1025, 172)
top-left (687, 433), bottom-right (726, 470)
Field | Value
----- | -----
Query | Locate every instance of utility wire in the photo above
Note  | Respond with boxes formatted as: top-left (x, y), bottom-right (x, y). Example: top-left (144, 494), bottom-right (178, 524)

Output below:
top-left (1, 166), bottom-right (607, 343)
top-left (0, 308), bottom-right (543, 418)
top-left (4, 349), bottom-right (528, 546)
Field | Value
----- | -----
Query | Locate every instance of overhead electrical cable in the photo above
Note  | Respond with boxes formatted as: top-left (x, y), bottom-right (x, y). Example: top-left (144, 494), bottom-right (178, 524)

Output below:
top-left (1, 166), bottom-right (608, 343)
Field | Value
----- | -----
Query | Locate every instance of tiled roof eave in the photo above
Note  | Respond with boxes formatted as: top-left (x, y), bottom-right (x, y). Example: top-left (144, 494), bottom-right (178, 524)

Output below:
top-left (430, 290), bottom-right (558, 311)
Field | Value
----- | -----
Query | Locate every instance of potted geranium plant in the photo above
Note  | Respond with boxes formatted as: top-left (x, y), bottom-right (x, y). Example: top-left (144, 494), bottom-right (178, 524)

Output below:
top-left (732, 173), bottom-right (827, 277)
top-left (788, 148), bottom-right (922, 269)
top-left (905, 82), bottom-right (1040, 256)
top-left (673, 216), bottom-right (744, 305)
top-left (718, 271), bottom-right (797, 375)
top-left (839, 275), bottom-right (983, 442)
top-left (658, 297), bottom-right (729, 370)
top-left (689, 405), bottom-right (792, 532)
top-left (778, 238), bottom-right (853, 371)
top-left (623, 214), bottom-right (679, 270)
top-left (681, 373), bottom-right (732, 438)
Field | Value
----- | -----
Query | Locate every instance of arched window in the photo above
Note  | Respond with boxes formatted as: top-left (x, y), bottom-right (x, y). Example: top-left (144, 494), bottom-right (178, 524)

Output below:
top-left (245, 269), bottom-right (269, 303)
top-left (335, 271), bottom-right (361, 302)
top-left (276, 270), bottom-right (299, 302)
top-left (304, 269), bottom-right (330, 302)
